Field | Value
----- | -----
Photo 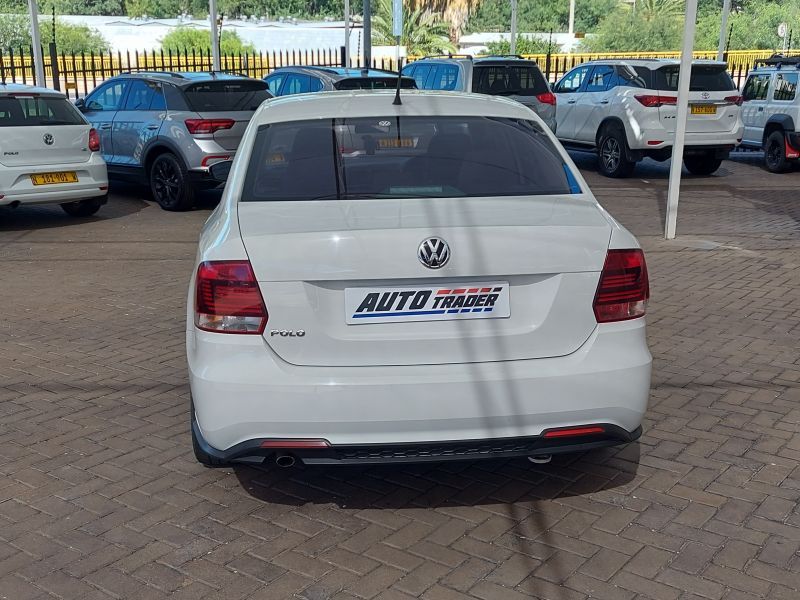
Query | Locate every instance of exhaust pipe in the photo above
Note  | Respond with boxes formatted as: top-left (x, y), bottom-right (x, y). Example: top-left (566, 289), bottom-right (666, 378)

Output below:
top-left (275, 453), bottom-right (296, 468)
top-left (528, 454), bottom-right (552, 464)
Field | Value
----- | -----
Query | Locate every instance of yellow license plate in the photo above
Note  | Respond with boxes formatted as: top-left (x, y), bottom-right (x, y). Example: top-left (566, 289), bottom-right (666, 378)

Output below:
top-left (30, 172), bottom-right (78, 186)
top-left (691, 105), bottom-right (717, 115)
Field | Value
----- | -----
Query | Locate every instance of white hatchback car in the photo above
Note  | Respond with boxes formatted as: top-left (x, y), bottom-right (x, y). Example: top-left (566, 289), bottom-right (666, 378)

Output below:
top-left (0, 83), bottom-right (108, 217)
top-left (187, 90), bottom-right (652, 467)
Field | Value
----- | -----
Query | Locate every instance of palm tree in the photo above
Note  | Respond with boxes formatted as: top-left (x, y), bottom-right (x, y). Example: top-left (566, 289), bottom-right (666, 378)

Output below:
top-left (410, 0), bottom-right (481, 41)
top-left (372, 0), bottom-right (457, 55)
top-left (624, 0), bottom-right (685, 22)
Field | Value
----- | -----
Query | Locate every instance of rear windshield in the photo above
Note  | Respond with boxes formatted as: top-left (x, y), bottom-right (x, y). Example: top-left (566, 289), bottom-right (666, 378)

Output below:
top-left (242, 116), bottom-right (579, 202)
top-left (183, 80), bottom-right (271, 112)
top-left (472, 64), bottom-right (549, 96)
top-left (0, 95), bottom-right (85, 127)
top-left (335, 77), bottom-right (417, 90)
top-left (653, 66), bottom-right (736, 92)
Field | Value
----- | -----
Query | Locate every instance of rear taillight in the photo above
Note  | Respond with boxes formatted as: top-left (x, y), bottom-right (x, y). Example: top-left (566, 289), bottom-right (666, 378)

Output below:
top-left (88, 128), bottom-right (101, 152)
top-left (593, 249), bottom-right (649, 323)
top-left (185, 118), bottom-right (235, 135)
top-left (536, 91), bottom-right (557, 106)
top-left (634, 94), bottom-right (677, 108)
top-left (724, 95), bottom-right (744, 106)
top-left (195, 260), bottom-right (268, 334)
top-left (544, 426), bottom-right (606, 439)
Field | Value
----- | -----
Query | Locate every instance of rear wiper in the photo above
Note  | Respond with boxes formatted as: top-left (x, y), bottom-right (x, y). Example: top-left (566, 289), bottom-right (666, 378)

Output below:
top-left (308, 192), bottom-right (398, 200)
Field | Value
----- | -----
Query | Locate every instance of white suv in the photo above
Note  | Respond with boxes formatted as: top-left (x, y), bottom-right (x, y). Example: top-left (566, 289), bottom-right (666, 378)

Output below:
top-left (186, 90), bottom-right (652, 468)
top-left (0, 83), bottom-right (108, 217)
top-left (740, 55), bottom-right (800, 172)
top-left (554, 59), bottom-right (744, 177)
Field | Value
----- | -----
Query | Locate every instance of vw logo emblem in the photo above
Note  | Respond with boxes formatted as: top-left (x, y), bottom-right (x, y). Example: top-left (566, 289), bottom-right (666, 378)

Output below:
top-left (701, 92), bottom-right (710, 100)
top-left (43, 133), bottom-right (54, 145)
top-left (418, 237), bottom-right (450, 269)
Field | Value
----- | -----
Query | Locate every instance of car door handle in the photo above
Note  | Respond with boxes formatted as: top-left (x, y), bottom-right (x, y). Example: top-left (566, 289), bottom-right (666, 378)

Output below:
top-left (146, 125), bottom-right (159, 130)
top-left (99, 124), bottom-right (112, 130)
top-left (599, 100), bottom-right (610, 104)
top-left (758, 107), bottom-right (764, 112)
top-left (567, 99), bottom-right (577, 104)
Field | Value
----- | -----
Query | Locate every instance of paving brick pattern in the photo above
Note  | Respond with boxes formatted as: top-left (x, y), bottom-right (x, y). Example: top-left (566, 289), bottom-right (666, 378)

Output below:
top-left (1, 156), bottom-right (799, 599)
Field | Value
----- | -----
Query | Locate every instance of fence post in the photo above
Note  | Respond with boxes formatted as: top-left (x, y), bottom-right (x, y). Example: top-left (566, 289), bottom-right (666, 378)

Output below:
top-left (340, 46), bottom-right (347, 68)
top-left (49, 42), bottom-right (60, 90)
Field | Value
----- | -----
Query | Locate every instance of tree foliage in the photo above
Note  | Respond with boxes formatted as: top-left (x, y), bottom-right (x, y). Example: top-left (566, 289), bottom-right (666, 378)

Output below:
top-left (159, 27), bottom-right (256, 53)
top-left (467, 0), bottom-right (618, 35)
top-left (0, 14), bottom-right (110, 52)
top-left (371, 0), bottom-right (456, 54)
top-left (485, 35), bottom-right (558, 55)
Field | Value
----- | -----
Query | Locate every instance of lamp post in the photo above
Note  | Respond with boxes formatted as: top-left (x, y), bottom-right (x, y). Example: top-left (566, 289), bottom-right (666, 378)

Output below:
top-left (363, 0), bottom-right (371, 67)
top-left (510, 0), bottom-right (517, 55)
top-left (344, 0), bottom-right (350, 68)
top-left (718, 0), bottom-right (731, 61)
top-left (209, 0), bottom-right (221, 71)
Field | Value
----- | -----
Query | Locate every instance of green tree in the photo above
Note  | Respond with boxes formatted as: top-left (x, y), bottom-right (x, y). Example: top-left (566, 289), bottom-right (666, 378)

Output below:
top-left (485, 35), bottom-right (559, 55)
top-left (622, 0), bottom-right (685, 21)
top-left (467, 0), bottom-right (618, 35)
top-left (0, 15), bottom-right (110, 53)
top-left (372, 0), bottom-right (456, 55)
top-left (695, 0), bottom-right (800, 50)
top-left (580, 9), bottom-right (682, 51)
top-left (160, 26), bottom-right (256, 54)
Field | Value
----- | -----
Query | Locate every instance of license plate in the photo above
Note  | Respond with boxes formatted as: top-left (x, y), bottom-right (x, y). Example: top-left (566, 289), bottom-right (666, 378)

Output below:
top-left (30, 172), bottom-right (78, 185)
top-left (345, 283), bottom-right (510, 325)
top-left (691, 105), bottom-right (717, 115)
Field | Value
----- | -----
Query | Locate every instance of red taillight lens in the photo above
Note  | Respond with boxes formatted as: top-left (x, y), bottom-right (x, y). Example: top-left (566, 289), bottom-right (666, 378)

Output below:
top-left (88, 128), bottom-right (101, 152)
top-left (724, 95), bottom-right (744, 106)
top-left (185, 118), bottom-right (235, 135)
top-left (634, 94), bottom-right (677, 107)
top-left (195, 260), bottom-right (268, 334)
top-left (536, 91), bottom-right (557, 106)
top-left (593, 249), bottom-right (649, 323)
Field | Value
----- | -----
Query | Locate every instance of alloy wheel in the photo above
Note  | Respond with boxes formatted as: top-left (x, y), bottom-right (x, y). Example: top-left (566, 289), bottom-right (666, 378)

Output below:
top-left (601, 138), bottom-right (621, 173)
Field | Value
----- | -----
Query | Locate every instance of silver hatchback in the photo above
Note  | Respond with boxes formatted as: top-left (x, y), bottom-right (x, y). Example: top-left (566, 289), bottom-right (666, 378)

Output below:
top-left (77, 72), bottom-right (272, 211)
top-left (401, 56), bottom-right (557, 132)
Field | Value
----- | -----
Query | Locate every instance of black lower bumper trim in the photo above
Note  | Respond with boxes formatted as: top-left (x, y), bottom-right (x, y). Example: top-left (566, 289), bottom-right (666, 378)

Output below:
top-left (192, 415), bottom-right (641, 466)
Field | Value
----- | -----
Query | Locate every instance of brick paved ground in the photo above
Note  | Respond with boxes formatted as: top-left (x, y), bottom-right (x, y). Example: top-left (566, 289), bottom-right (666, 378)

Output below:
top-left (1, 154), bottom-right (799, 600)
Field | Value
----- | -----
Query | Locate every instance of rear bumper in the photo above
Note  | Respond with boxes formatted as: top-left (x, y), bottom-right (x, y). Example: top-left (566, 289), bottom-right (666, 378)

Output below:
top-left (188, 169), bottom-right (225, 190)
top-left (192, 412), bottom-right (641, 465)
top-left (0, 156), bottom-right (108, 206)
top-left (188, 318), bottom-right (652, 452)
top-left (630, 127), bottom-right (743, 152)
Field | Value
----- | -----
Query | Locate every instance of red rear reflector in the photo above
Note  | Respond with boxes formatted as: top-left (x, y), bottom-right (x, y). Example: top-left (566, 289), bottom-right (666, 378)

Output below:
top-left (544, 426), bottom-right (606, 439)
top-left (635, 94), bottom-right (677, 107)
top-left (536, 92), bottom-right (557, 106)
top-left (260, 439), bottom-right (330, 449)
top-left (593, 249), bottom-right (649, 323)
top-left (99, 186), bottom-right (108, 191)
top-left (195, 260), bottom-right (268, 334)
top-left (185, 118), bottom-right (235, 134)
top-left (647, 140), bottom-right (664, 146)
top-left (200, 154), bottom-right (232, 167)
top-left (724, 95), bottom-right (743, 106)
top-left (88, 128), bottom-right (101, 152)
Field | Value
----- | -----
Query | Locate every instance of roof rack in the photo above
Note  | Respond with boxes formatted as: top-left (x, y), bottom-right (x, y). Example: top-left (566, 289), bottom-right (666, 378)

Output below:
top-left (132, 71), bottom-right (187, 79)
top-left (420, 54), bottom-right (473, 60)
top-left (754, 54), bottom-right (800, 68)
top-left (479, 54), bottom-right (526, 60)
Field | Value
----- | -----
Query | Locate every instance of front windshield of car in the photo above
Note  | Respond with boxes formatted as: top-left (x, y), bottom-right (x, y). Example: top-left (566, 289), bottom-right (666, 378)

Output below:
top-left (241, 115), bottom-right (579, 202)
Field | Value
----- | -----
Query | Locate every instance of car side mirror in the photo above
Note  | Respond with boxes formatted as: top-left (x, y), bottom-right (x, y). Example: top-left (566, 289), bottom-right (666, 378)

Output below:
top-left (209, 160), bottom-right (233, 183)
top-left (74, 97), bottom-right (86, 111)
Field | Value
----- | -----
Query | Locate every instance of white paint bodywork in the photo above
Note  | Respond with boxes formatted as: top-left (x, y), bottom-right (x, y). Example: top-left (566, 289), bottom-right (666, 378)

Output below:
top-left (187, 90), bottom-right (652, 451)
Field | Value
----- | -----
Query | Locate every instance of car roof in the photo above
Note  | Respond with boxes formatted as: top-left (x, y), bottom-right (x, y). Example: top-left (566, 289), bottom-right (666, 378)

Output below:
top-left (0, 83), bottom-right (66, 97)
top-left (269, 66), bottom-right (405, 81)
top-left (581, 58), bottom-right (729, 68)
top-left (252, 89), bottom-right (536, 124)
top-left (112, 71), bottom-right (258, 87)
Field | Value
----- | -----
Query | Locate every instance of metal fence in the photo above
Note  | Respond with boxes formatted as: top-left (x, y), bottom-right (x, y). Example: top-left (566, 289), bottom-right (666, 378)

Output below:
top-left (0, 47), bottom-right (783, 97)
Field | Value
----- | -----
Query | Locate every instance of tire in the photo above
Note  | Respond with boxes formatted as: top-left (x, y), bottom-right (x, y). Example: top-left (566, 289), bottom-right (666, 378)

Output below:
top-left (597, 127), bottom-right (636, 178)
top-left (683, 152), bottom-right (723, 176)
top-left (60, 198), bottom-right (102, 217)
top-left (150, 153), bottom-right (195, 211)
top-left (764, 130), bottom-right (791, 173)
top-left (191, 410), bottom-right (229, 467)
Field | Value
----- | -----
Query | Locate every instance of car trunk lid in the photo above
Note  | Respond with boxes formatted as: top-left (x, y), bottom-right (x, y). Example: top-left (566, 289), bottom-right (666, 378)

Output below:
top-left (239, 196), bottom-right (611, 367)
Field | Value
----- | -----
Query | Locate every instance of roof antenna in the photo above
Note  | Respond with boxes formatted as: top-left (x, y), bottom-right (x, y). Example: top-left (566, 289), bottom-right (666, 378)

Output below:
top-left (393, 61), bottom-right (403, 105)
top-left (392, 7), bottom-right (403, 105)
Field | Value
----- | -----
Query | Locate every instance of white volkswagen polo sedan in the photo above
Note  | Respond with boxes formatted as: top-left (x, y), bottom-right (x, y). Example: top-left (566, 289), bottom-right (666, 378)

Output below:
top-left (187, 90), bottom-right (652, 467)
top-left (0, 84), bottom-right (108, 217)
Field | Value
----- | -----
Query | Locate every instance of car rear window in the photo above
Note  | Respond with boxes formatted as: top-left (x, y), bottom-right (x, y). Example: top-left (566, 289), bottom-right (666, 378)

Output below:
top-left (472, 64), bottom-right (549, 96)
top-left (654, 65), bottom-right (736, 92)
top-left (241, 115), bottom-right (579, 202)
top-left (334, 77), bottom-right (417, 90)
top-left (0, 95), bottom-right (85, 127)
top-left (183, 80), bottom-right (271, 112)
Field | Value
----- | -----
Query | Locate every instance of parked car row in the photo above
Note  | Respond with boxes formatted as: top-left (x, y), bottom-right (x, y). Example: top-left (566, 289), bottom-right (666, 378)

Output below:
top-left (2, 54), bottom-right (798, 219)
